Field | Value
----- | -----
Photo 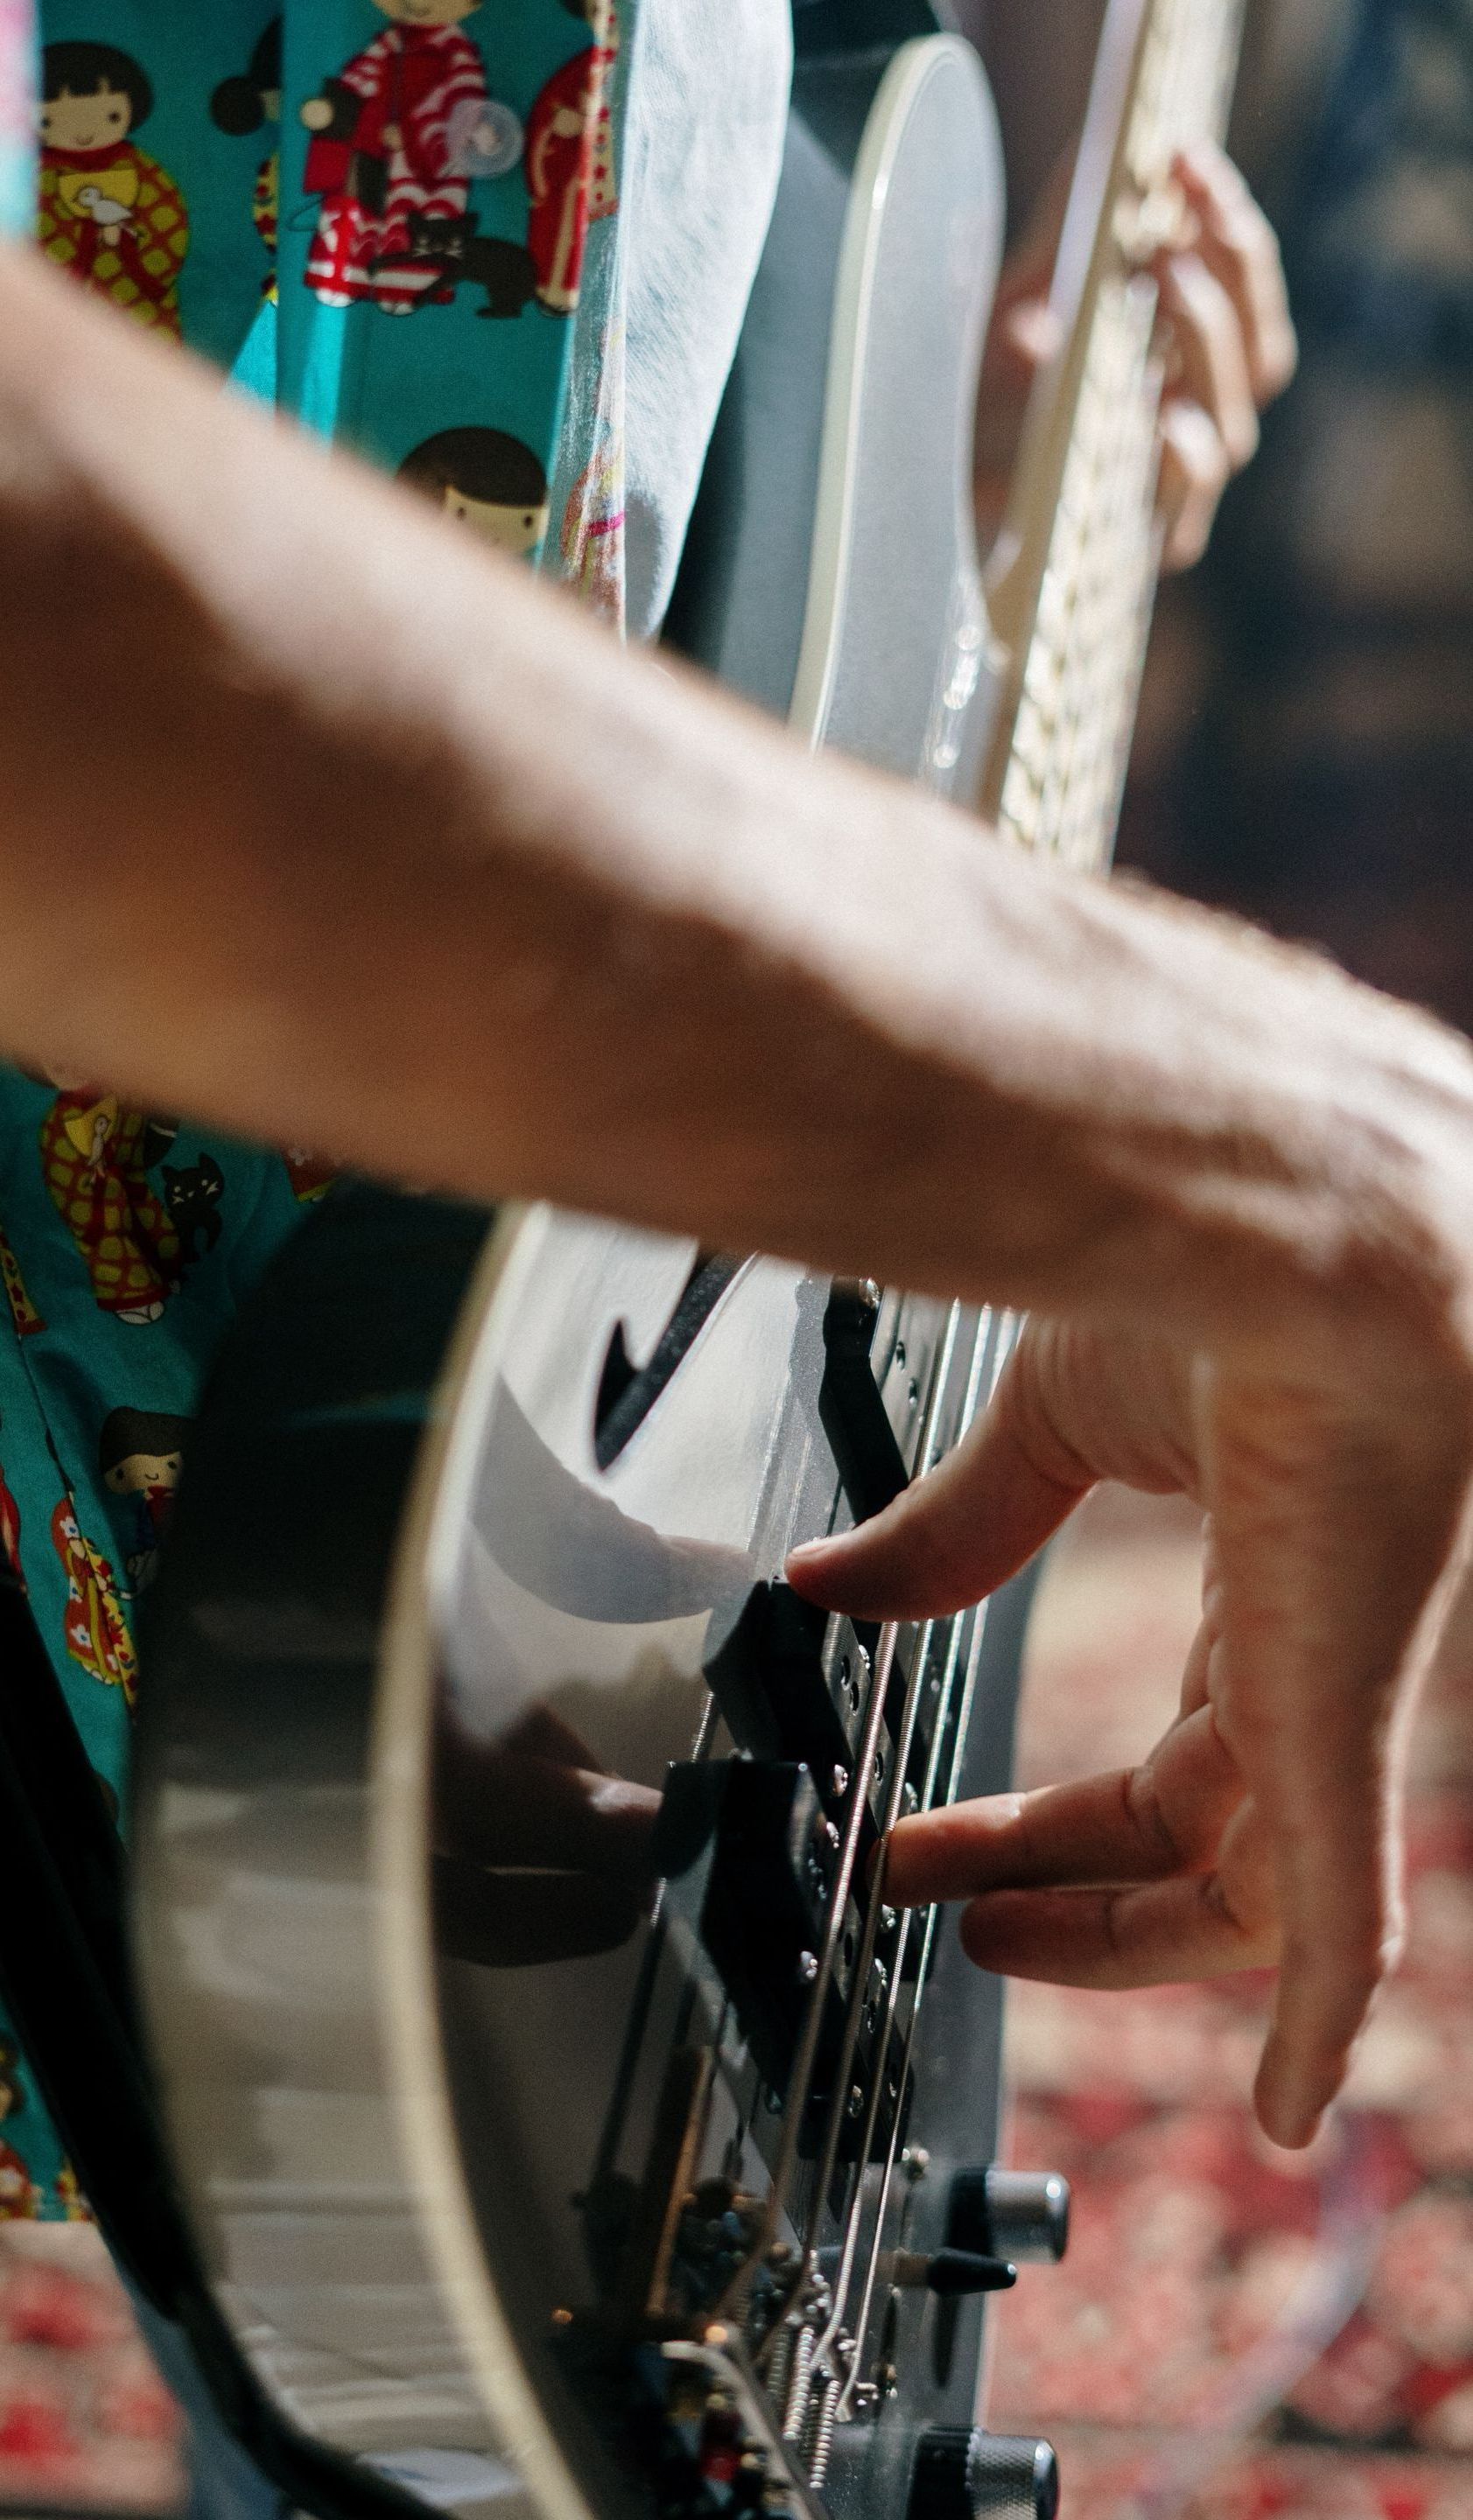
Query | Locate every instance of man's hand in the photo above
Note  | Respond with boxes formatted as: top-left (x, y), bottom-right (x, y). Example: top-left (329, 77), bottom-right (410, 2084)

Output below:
top-left (975, 141), bottom-right (1297, 570)
top-left (789, 1320), bottom-right (1473, 2152)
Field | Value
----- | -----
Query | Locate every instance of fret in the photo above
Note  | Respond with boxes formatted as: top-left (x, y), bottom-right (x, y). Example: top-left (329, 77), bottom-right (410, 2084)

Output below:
top-left (978, 0), bottom-right (1246, 875)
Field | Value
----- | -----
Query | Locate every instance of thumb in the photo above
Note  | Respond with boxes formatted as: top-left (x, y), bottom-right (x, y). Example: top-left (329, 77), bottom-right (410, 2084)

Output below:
top-left (787, 1348), bottom-right (1091, 1622)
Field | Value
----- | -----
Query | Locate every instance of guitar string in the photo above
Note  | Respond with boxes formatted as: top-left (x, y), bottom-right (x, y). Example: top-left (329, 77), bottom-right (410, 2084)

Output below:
top-left (593, 0), bottom-right (1238, 2381)
top-left (716, 1298), bottom-right (968, 2333)
top-left (802, 0), bottom-right (1245, 2425)
top-left (834, 1409), bottom-right (1012, 2411)
top-left (810, 10), bottom-right (1224, 2382)
top-left (756, 0), bottom-right (1246, 2416)
top-left (733, 215), bottom-right (1168, 2415)
top-left (726, 1620), bottom-right (901, 2337)
top-left (811, 254), bottom-right (1185, 2425)
top-left (784, 1306), bottom-right (968, 2275)
top-left (808, 0), bottom-right (1243, 2384)
top-left (797, 1312), bottom-right (977, 2346)
top-left (746, 1301), bottom-right (990, 2362)
top-left (815, 1612), bottom-right (978, 2379)
top-left (816, 1307), bottom-right (1016, 2398)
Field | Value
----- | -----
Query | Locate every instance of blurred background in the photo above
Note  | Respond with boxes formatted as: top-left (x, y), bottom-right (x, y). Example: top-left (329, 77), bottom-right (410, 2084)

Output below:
top-left (969, 4), bottom-right (1473, 2516)
top-left (979, 0), bottom-right (1473, 1031)
top-left (0, 3), bottom-right (1469, 2516)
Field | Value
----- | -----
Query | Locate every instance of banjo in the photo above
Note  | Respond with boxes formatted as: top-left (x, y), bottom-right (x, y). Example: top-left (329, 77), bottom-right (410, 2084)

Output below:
top-left (113, 4), bottom-right (1244, 2517)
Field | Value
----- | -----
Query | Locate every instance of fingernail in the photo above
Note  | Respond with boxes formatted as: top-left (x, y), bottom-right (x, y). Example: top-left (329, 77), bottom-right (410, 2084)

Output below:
top-left (1256, 2065), bottom-right (1324, 2152)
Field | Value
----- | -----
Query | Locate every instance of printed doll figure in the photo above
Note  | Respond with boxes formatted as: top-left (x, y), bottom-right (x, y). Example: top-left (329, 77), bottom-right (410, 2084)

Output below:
top-left (254, 152), bottom-right (279, 271)
top-left (39, 1090), bottom-right (181, 1326)
top-left (283, 1145), bottom-right (336, 1202)
top-left (375, 210), bottom-right (536, 318)
top-left (53, 2164), bottom-right (88, 2219)
top-left (210, 19), bottom-right (282, 141)
top-left (0, 1225), bottom-right (43, 1339)
top-left (210, 18), bottom-right (282, 288)
top-left (51, 1500), bottom-right (137, 1700)
top-left (0, 1430), bottom-right (21, 1584)
top-left (300, 0), bottom-right (511, 315)
top-left (162, 1152), bottom-right (225, 1259)
top-left (0, 2047), bottom-right (40, 2220)
top-left (37, 42), bottom-right (188, 336)
top-left (99, 1406), bottom-right (188, 1592)
top-left (0, 2143), bottom-right (37, 2218)
top-left (525, 0), bottom-right (618, 316)
top-left (398, 428), bottom-right (549, 555)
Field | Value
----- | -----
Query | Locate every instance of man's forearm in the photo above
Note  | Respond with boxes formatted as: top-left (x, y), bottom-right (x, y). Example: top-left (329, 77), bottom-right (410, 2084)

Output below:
top-left (0, 247), bottom-right (1467, 1368)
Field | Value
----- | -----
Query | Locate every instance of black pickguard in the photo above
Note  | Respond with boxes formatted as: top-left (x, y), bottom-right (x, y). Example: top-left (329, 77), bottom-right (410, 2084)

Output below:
top-left (593, 1255), bottom-right (744, 1469)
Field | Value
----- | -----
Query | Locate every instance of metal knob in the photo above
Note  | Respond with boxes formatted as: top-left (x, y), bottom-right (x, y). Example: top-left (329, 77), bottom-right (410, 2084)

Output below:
top-left (888, 2248), bottom-right (1015, 2296)
top-left (908, 2426), bottom-right (1059, 2520)
top-left (947, 2167), bottom-right (1070, 2266)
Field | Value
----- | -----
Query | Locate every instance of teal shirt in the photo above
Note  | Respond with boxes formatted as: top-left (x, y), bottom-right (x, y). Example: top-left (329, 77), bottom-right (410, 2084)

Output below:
top-left (4, 0), bottom-right (637, 2217)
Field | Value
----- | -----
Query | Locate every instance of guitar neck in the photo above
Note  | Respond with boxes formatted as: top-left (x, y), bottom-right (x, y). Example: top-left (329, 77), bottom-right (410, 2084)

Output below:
top-left (976, 0), bottom-right (1246, 872)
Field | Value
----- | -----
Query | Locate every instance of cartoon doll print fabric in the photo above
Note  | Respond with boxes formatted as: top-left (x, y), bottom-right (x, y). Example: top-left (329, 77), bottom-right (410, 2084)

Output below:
top-left (298, 6), bottom-right (507, 313)
top-left (0, 2045), bottom-right (41, 2219)
top-left (524, 0), bottom-right (618, 312)
top-left (0, 0), bottom-right (637, 2217)
top-left (277, 0), bottom-right (626, 550)
top-left (0, 1072), bottom-right (312, 2212)
top-left (40, 1091), bottom-right (183, 1322)
top-left (37, 40), bottom-right (189, 332)
top-left (28, 2), bottom-right (627, 579)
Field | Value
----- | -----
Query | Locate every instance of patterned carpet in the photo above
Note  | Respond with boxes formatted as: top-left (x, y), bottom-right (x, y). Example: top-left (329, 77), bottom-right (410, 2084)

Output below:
top-left (0, 1488), bottom-right (1466, 2515)
top-left (0, 2222), bottom-right (179, 2509)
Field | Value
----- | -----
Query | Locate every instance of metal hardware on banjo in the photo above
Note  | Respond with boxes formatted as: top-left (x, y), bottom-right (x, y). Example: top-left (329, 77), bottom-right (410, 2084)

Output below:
top-left (128, 6), bottom-right (1245, 2519)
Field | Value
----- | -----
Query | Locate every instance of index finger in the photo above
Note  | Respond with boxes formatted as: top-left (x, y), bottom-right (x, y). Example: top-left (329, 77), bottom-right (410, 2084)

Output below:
top-left (887, 1687), bottom-right (1241, 1906)
top-left (787, 1376), bottom-right (1088, 1622)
